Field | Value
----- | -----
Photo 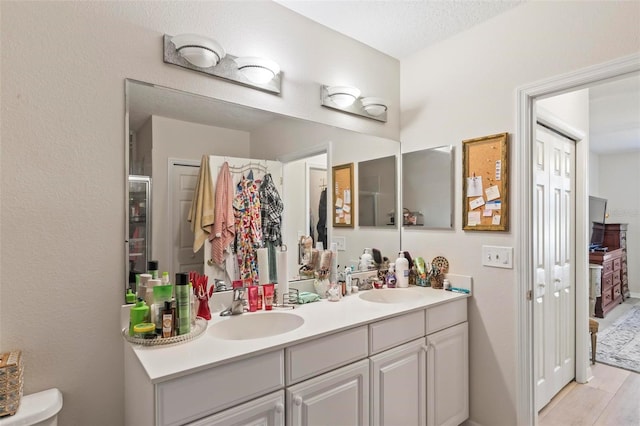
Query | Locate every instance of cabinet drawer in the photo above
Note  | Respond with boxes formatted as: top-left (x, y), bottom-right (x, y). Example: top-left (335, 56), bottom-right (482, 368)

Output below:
top-left (187, 390), bottom-right (284, 426)
top-left (613, 284), bottom-right (622, 300)
top-left (602, 273), bottom-right (613, 290)
top-left (286, 326), bottom-right (368, 385)
top-left (426, 299), bottom-right (467, 335)
top-left (156, 350), bottom-right (284, 426)
top-left (601, 289), bottom-right (613, 306)
top-left (603, 260), bottom-right (614, 274)
top-left (613, 270), bottom-right (621, 286)
top-left (369, 310), bottom-right (425, 355)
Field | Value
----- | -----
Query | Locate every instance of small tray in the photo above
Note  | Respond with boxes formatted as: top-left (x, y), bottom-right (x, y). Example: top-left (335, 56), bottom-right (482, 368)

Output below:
top-left (122, 317), bottom-right (207, 347)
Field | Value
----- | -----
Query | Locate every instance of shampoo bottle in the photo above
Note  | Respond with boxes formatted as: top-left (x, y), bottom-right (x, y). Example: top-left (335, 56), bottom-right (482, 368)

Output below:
top-left (129, 298), bottom-right (150, 336)
top-left (395, 252), bottom-right (409, 288)
top-left (161, 300), bottom-right (175, 338)
top-left (175, 272), bottom-right (191, 335)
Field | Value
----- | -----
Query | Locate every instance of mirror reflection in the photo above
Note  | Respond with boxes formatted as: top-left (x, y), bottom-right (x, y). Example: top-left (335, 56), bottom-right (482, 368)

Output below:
top-left (125, 80), bottom-right (400, 293)
top-left (401, 145), bottom-right (454, 229)
top-left (358, 155), bottom-right (397, 227)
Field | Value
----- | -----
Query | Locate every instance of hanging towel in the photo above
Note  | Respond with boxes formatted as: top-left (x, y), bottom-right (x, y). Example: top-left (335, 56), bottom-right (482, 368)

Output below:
top-left (210, 161), bottom-right (235, 264)
top-left (188, 155), bottom-right (215, 252)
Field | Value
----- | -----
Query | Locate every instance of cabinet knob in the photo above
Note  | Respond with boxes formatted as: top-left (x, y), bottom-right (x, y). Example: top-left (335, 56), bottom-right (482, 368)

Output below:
top-left (294, 396), bottom-right (303, 406)
top-left (275, 403), bottom-right (284, 413)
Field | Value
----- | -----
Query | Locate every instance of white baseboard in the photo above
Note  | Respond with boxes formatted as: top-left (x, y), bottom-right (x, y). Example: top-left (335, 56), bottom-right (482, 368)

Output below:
top-left (629, 292), bottom-right (640, 299)
top-left (462, 419), bottom-right (483, 426)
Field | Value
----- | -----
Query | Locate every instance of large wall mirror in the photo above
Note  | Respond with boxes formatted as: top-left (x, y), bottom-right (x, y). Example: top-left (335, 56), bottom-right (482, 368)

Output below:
top-left (125, 79), bottom-right (400, 294)
top-left (401, 145), bottom-right (454, 229)
top-left (358, 155), bottom-right (397, 227)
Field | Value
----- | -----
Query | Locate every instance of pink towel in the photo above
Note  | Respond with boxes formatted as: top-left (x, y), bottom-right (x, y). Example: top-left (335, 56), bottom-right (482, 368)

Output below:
top-left (210, 162), bottom-right (235, 264)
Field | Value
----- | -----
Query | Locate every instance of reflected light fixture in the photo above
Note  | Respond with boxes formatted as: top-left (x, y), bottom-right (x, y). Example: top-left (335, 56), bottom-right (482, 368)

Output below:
top-left (235, 57), bottom-right (281, 84)
top-left (163, 34), bottom-right (282, 95)
top-left (321, 85), bottom-right (387, 122)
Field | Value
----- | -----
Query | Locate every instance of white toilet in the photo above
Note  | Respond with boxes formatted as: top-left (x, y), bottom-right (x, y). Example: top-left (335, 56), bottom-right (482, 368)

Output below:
top-left (0, 389), bottom-right (63, 426)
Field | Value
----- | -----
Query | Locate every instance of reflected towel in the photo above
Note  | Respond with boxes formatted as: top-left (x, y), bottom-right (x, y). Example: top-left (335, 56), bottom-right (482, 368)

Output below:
top-left (188, 155), bottom-right (215, 252)
top-left (210, 161), bottom-right (235, 264)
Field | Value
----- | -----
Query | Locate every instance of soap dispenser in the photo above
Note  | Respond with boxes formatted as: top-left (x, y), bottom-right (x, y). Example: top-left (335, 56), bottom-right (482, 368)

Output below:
top-left (395, 252), bottom-right (409, 288)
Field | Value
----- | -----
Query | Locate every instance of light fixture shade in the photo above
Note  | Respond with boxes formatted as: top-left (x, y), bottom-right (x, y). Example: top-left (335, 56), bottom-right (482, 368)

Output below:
top-left (361, 97), bottom-right (388, 116)
top-left (170, 33), bottom-right (225, 68)
top-left (327, 86), bottom-right (361, 108)
top-left (235, 57), bottom-right (280, 84)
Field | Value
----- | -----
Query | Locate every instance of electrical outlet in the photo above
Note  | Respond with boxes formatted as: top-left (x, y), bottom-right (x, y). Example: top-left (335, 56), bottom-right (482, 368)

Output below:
top-left (332, 236), bottom-right (346, 251)
top-left (482, 245), bottom-right (513, 269)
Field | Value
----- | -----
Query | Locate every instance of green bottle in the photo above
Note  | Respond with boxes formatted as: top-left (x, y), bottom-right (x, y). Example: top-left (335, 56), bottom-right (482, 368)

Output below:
top-left (175, 273), bottom-right (191, 335)
top-left (129, 298), bottom-right (150, 336)
top-left (125, 288), bottom-right (136, 304)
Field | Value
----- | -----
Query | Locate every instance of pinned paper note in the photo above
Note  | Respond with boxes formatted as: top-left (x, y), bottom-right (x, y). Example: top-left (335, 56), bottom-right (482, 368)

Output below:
top-left (344, 189), bottom-right (351, 204)
top-left (469, 197), bottom-right (485, 210)
top-left (485, 185), bottom-right (500, 201)
top-left (468, 211), bottom-right (481, 226)
top-left (483, 209), bottom-right (493, 217)
top-left (486, 200), bottom-right (501, 210)
top-left (467, 176), bottom-right (483, 197)
top-left (492, 214), bottom-right (501, 225)
top-left (335, 198), bottom-right (343, 208)
top-left (342, 204), bottom-right (351, 213)
top-left (495, 160), bottom-right (502, 181)
top-left (345, 214), bottom-right (351, 225)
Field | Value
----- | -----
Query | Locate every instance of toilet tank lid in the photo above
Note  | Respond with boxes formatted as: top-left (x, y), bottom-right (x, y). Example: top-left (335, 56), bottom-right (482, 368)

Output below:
top-left (0, 388), bottom-right (63, 425)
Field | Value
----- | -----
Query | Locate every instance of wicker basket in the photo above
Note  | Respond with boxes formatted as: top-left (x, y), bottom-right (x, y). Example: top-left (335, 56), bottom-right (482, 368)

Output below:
top-left (0, 350), bottom-right (23, 417)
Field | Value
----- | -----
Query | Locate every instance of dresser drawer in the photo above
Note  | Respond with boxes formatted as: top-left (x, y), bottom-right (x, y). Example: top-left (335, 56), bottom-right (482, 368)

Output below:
top-left (156, 350), bottom-right (284, 426)
top-left (601, 288), bottom-right (613, 306)
top-left (613, 284), bottom-right (622, 300)
top-left (613, 270), bottom-right (621, 286)
top-left (285, 326), bottom-right (368, 385)
top-left (602, 273), bottom-right (613, 291)
top-left (613, 258), bottom-right (621, 271)
top-left (426, 299), bottom-right (467, 335)
top-left (369, 310), bottom-right (425, 355)
top-left (603, 260), bottom-right (614, 274)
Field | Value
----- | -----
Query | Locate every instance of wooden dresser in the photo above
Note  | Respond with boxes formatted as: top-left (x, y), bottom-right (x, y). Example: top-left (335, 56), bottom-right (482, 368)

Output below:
top-left (589, 248), bottom-right (623, 318)
top-left (601, 223), bottom-right (629, 300)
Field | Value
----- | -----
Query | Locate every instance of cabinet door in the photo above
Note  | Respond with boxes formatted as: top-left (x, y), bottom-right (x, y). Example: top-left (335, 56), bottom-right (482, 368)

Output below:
top-left (187, 391), bottom-right (284, 426)
top-left (426, 322), bottom-right (468, 426)
top-left (287, 359), bottom-right (369, 426)
top-left (370, 338), bottom-right (426, 426)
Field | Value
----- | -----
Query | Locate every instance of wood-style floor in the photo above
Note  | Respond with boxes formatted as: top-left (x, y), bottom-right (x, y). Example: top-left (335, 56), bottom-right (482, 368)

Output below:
top-left (538, 362), bottom-right (640, 425)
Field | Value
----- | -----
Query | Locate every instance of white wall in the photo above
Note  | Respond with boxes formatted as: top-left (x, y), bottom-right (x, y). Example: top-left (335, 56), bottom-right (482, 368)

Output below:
top-left (598, 151), bottom-right (640, 296)
top-left (590, 152), bottom-right (601, 196)
top-left (0, 2), bottom-right (398, 424)
top-left (400, 1), bottom-right (639, 425)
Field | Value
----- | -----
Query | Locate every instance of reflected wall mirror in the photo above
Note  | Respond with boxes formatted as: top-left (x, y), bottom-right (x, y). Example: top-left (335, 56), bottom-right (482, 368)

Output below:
top-left (358, 155), bottom-right (397, 227)
top-left (401, 145), bottom-right (454, 229)
top-left (125, 79), bottom-right (401, 295)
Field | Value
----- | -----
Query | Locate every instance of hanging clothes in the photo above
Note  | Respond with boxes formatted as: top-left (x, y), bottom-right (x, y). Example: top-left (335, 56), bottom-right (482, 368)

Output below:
top-left (209, 161), bottom-right (235, 265)
top-left (233, 176), bottom-right (262, 282)
top-left (259, 173), bottom-right (284, 282)
top-left (188, 155), bottom-right (215, 252)
top-left (317, 187), bottom-right (328, 249)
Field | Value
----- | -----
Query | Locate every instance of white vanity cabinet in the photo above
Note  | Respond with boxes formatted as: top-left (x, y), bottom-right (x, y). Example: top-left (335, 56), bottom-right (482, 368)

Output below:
top-left (188, 391), bottom-right (285, 426)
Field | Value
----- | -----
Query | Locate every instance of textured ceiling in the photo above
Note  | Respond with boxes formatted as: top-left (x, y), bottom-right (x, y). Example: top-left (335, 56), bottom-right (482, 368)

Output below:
top-left (275, 0), bottom-right (525, 59)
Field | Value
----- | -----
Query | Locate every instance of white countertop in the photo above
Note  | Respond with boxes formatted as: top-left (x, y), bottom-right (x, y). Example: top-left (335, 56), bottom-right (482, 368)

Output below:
top-left (127, 286), bottom-right (469, 384)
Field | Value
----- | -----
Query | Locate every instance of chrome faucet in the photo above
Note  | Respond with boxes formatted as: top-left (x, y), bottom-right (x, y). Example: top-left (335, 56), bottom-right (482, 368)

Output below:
top-left (220, 287), bottom-right (246, 316)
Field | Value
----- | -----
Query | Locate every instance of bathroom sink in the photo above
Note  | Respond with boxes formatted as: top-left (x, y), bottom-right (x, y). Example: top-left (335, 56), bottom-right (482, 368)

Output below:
top-left (208, 312), bottom-right (304, 340)
top-left (359, 288), bottom-right (427, 304)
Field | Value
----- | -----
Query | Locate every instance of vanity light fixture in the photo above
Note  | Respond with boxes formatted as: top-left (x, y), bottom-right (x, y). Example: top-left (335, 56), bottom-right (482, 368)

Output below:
top-left (163, 34), bottom-right (282, 94)
top-left (321, 85), bottom-right (387, 122)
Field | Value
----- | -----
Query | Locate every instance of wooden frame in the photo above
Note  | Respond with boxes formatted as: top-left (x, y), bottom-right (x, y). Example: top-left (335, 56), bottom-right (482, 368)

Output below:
top-left (462, 132), bottom-right (509, 231)
top-left (332, 163), bottom-right (354, 228)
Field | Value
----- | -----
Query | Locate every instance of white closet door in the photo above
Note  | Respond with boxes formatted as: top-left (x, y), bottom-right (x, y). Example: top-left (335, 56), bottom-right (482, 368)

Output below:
top-left (534, 124), bottom-right (576, 411)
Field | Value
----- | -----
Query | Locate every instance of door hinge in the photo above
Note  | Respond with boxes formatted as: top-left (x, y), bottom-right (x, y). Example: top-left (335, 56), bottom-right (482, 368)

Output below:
top-left (527, 290), bottom-right (533, 301)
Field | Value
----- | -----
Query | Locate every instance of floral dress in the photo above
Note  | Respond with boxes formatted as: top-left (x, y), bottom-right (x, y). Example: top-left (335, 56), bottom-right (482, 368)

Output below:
top-left (233, 177), bottom-right (262, 282)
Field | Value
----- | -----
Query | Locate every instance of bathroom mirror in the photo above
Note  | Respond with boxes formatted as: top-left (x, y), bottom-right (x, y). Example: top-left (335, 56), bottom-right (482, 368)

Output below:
top-left (125, 79), bottom-right (401, 293)
top-left (401, 145), bottom-right (454, 229)
top-left (358, 155), bottom-right (397, 227)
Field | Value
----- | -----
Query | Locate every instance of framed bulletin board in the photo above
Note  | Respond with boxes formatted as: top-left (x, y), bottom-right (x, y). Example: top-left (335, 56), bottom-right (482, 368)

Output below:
top-left (462, 132), bottom-right (509, 231)
top-left (332, 163), bottom-right (354, 227)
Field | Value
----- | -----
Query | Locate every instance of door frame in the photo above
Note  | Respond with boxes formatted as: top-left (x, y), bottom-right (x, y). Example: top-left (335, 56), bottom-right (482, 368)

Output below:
top-left (516, 53), bottom-right (640, 425)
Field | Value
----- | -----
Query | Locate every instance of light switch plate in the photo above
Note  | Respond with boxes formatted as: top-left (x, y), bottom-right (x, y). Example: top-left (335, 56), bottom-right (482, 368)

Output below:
top-left (482, 245), bottom-right (513, 269)
top-left (332, 236), bottom-right (346, 251)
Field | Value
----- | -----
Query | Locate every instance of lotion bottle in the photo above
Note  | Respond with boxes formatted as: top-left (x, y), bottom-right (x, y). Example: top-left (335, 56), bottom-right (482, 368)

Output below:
top-left (175, 272), bottom-right (191, 335)
top-left (395, 252), bottom-right (409, 288)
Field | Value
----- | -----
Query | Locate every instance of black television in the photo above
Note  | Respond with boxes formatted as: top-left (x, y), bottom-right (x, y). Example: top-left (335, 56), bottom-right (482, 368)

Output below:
top-left (589, 195), bottom-right (608, 247)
